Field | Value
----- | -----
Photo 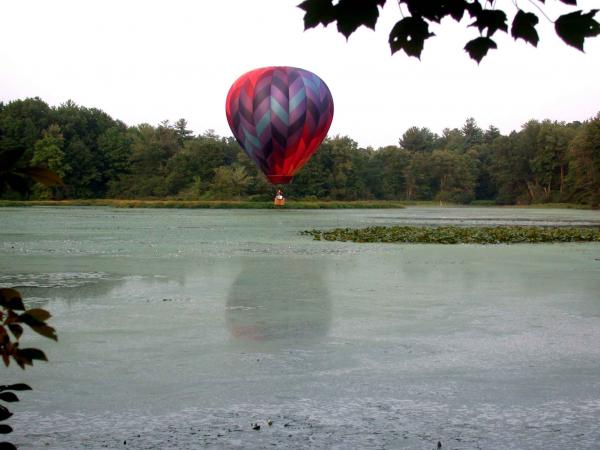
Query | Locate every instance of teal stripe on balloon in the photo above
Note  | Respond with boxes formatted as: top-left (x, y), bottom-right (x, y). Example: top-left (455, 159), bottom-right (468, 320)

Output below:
top-left (313, 75), bottom-right (322, 91)
top-left (303, 75), bottom-right (318, 94)
top-left (243, 127), bottom-right (260, 150)
top-left (256, 111), bottom-right (271, 137)
top-left (290, 89), bottom-right (306, 113)
top-left (271, 97), bottom-right (289, 126)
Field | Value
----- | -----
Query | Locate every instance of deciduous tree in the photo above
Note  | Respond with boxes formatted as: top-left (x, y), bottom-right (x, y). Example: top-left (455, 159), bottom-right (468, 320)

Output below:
top-left (399, 126), bottom-right (438, 152)
top-left (566, 113), bottom-right (600, 206)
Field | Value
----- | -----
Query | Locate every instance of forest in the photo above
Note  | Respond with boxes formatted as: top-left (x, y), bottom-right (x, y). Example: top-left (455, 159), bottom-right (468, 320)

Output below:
top-left (0, 97), bottom-right (599, 206)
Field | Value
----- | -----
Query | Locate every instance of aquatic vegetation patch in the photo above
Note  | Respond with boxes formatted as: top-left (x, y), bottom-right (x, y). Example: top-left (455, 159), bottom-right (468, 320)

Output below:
top-left (301, 226), bottom-right (600, 244)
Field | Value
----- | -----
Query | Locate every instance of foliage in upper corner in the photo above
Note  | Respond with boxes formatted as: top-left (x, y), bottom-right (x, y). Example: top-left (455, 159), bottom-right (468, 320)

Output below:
top-left (297, 0), bottom-right (600, 62)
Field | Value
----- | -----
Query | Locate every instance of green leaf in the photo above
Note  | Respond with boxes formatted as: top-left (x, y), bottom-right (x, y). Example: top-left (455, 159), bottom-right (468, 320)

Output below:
top-left (0, 289), bottom-right (25, 311)
top-left (14, 359), bottom-right (25, 370)
top-left (0, 406), bottom-right (12, 422)
top-left (469, 9), bottom-right (508, 36)
top-left (7, 324), bottom-right (22, 340)
top-left (555, 10), bottom-right (600, 50)
top-left (31, 324), bottom-right (58, 341)
top-left (335, 0), bottom-right (386, 38)
top-left (24, 308), bottom-right (51, 322)
top-left (17, 348), bottom-right (48, 362)
top-left (404, 0), bottom-right (443, 23)
top-left (19, 166), bottom-right (63, 187)
top-left (465, 1), bottom-right (483, 18)
top-left (0, 384), bottom-right (32, 392)
top-left (464, 36), bottom-right (497, 63)
top-left (401, 0), bottom-right (469, 22)
top-left (0, 393), bottom-right (18, 403)
top-left (389, 17), bottom-right (435, 58)
top-left (298, 0), bottom-right (335, 29)
top-left (511, 10), bottom-right (539, 46)
top-left (17, 312), bottom-right (43, 327)
top-left (443, 0), bottom-right (468, 22)
top-left (0, 424), bottom-right (13, 434)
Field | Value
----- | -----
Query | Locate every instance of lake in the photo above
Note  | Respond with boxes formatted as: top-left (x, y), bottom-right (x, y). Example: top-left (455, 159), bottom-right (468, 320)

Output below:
top-left (1, 206), bottom-right (600, 449)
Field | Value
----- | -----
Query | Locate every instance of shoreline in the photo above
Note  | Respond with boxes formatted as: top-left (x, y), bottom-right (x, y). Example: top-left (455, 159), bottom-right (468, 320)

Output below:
top-left (0, 199), bottom-right (596, 210)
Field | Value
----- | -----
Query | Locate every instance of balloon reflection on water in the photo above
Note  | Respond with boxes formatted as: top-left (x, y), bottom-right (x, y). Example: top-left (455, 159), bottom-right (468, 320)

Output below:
top-left (226, 258), bottom-right (331, 342)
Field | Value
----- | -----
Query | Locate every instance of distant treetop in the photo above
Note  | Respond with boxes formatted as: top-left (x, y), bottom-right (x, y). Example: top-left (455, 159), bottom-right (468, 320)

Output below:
top-left (298, 0), bottom-right (600, 62)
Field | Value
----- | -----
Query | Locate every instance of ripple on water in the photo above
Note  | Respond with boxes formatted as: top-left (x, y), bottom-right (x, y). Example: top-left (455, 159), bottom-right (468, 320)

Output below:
top-left (13, 398), bottom-right (600, 449)
top-left (0, 272), bottom-right (111, 289)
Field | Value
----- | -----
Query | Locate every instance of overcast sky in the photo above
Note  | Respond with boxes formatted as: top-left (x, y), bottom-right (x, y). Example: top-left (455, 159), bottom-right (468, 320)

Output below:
top-left (1, 0), bottom-right (599, 148)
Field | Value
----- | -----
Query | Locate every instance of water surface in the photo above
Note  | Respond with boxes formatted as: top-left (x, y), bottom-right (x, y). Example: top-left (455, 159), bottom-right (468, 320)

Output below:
top-left (1, 207), bottom-right (599, 449)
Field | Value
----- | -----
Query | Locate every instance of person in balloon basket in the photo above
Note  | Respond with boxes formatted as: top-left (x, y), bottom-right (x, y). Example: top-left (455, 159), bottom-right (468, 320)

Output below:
top-left (274, 189), bottom-right (285, 206)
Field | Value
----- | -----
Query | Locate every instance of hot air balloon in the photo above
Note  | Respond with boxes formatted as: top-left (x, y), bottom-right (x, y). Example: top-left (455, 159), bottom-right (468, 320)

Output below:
top-left (225, 66), bottom-right (334, 184)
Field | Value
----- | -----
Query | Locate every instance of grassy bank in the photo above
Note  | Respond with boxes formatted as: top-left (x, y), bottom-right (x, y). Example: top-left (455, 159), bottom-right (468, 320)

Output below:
top-left (505, 202), bottom-right (596, 210)
top-left (0, 199), bottom-right (596, 209)
top-left (301, 225), bottom-right (600, 244)
top-left (0, 199), bottom-right (407, 209)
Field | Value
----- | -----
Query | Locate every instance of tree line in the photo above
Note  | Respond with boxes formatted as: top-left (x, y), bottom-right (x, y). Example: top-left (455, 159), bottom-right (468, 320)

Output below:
top-left (1, 97), bottom-right (598, 206)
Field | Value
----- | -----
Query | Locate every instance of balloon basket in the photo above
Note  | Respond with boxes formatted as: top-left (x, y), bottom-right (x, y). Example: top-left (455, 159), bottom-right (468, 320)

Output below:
top-left (274, 198), bottom-right (285, 206)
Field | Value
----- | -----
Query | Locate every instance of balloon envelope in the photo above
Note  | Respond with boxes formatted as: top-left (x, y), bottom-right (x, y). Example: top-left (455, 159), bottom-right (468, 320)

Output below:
top-left (225, 66), bottom-right (334, 184)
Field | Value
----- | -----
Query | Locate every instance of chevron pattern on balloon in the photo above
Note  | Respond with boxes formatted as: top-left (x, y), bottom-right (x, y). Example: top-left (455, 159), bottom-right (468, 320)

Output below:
top-left (226, 66), bottom-right (334, 184)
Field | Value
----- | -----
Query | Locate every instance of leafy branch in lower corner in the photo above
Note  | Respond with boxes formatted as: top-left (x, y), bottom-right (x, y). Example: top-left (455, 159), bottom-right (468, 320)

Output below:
top-left (0, 288), bottom-right (57, 449)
